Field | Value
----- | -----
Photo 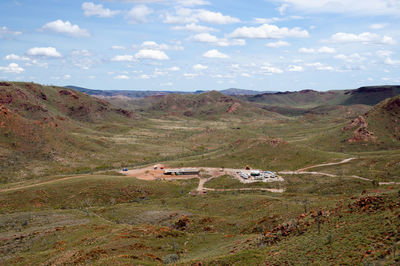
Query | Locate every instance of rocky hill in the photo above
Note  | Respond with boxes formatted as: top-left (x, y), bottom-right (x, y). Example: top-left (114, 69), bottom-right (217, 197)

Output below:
top-left (314, 94), bottom-right (400, 152)
top-left (243, 86), bottom-right (400, 108)
top-left (1, 82), bottom-right (134, 123)
top-left (343, 86), bottom-right (400, 106)
top-left (362, 94), bottom-right (400, 143)
top-left (144, 90), bottom-right (279, 119)
top-left (0, 82), bottom-right (135, 182)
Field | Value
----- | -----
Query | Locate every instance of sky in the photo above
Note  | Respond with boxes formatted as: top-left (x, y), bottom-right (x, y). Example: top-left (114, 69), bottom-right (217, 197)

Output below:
top-left (0, 0), bottom-right (400, 91)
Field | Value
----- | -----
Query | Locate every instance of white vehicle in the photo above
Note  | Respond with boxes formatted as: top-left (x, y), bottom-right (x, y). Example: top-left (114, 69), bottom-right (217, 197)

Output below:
top-left (240, 172), bottom-right (249, 179)
top-left (250, 170), bottom-right (261, 176)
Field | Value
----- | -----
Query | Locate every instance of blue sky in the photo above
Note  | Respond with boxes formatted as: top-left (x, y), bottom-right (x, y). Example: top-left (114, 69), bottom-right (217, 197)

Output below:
top-left (0, 0), bottom-right (400, 91)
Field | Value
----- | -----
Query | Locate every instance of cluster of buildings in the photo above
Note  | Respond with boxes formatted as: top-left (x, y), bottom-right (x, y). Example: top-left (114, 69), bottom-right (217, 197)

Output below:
top-left (238, 170), bottom-right (279, 181)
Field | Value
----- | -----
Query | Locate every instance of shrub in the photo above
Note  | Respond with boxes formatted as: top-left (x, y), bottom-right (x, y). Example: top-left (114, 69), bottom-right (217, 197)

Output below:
top-left (163, 254), bottom-right (179, 264)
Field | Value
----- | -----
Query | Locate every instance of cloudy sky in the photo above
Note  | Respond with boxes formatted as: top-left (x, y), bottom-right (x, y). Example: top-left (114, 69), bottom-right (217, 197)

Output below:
top-left (1, 0), bottom-right (400, 91)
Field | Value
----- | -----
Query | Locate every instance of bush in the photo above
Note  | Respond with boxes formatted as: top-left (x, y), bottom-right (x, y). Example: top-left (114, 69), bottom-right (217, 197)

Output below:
top-left (163, 254), bottom-right (179, 264)
top-left (371, 179), bottom-right (379, 187)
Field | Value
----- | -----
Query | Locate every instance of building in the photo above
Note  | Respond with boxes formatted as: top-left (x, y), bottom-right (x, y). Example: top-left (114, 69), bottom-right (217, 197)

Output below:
top-left (164, 169), bottom-right (200, 176)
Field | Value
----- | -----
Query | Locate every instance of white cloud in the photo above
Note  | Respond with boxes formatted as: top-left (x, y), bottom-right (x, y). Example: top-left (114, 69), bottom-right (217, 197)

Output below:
top-left (277, 4), bottom-right (289, 15)
top-left (326, 32), bottom-right (396, 45)
top-left (24, 59), bottom-right (48, 68)
top-left (71, 49), bottom-right (92, 57)
top-left (334, 53), bottom-right (365, 62)
top-left (229, 24), bottom-right (309, 39)
top-left (266, 40), bottom-right (290, 48)
top-left (135, 49), bottom-right (169, 60)
top-left (299, 48), bottom-right (315, 53)
top-left (384, 57), bottom-right (400, 65)
top-left (253, 16), bottom-right (303, 24)
top-left (299, 46), bottom-right (336, 53)
top-left (305, 62), bottom-right (334, 71)
top-left (69, 49), bottom-right (97, 70)
top-left (288, 65), bottom-right (304, 72)
top-left (82, 2), bottom-right (120, 18)
top-left (0, 26), bottom-right (22, 39)
top-left (163, 8), bottom-right (239, 24)
top-left (163, 8), bottom-right (198, 24)
top-left (0, 63), bottom-right (24, 73)
top-left (4, 54), bottom-right (31, 61)
top-left (168, 66), bottom-right (180, 71)
top-left (153, 69), bottom-right (168, 77)
top-left (187, 0), bottom-right (211, 5)
top-left (27, 47), bottom-right (62, 58)
top-left (370, 23), bottom-right (388, 30)
top-left (176, 0), bottom-right (209, 6)
top-left (376, 50), bottom-right (393, 57)
top-left (192, 33), bottom-right (245, 46)
top-left (138, 74), bottom-right (151, 79)
top-left (41, 20), bottom-right (90, 37)
top-left (318, 46), bottom-right (337, 53)
top-left (261, 65), bottom-right (283, 74)
top-left (183, 73), bottom-right (199, 78)
top-left (171, 23), bottom-right (217, 32)
top-left (114, 75), bottom-right (130, 79)
top-left (216, 39), bottom-right (245, 47)
top-left (140, 41), bottom-right (183, 51)
top-left (126, 5), bottom-right (153, 23)
top-left (254, 17), bottom-right (283, 24)
top-left (192, 33), bottom-right (218, 42)
top-left (274, 0), bottom-right (400, 16)
top-left (203, 49), bottom-right (229, 59)
top-left (111, 55), bottom-right (136, 62)
top-left (196, 9), bottom-right (240, 24)
top-left (241, 73), bottom-right (251, 77)
top-left (102, 0), bottom-right (209, 5)
top-left (63, 74), bottom-right (71, 79)
top-left (193, 64), bottom-right (208, 70)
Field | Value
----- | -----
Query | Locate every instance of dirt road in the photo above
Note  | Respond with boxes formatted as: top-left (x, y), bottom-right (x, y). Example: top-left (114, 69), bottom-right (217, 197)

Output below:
top-left (296, 158), bottom-right (355, 172)
top-left (0, 174), bottom-right (90, 193)
top-left (280, 158), bottom-right (400, 186)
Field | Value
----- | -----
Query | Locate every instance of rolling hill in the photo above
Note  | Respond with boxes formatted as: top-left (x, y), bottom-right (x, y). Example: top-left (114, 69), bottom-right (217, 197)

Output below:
top-left (361, 94), bottom-right (400, 143)
top-left (243, 86), bottom-right (400, 108)
top-left (308, 94), bottom-right (400, 153)
top-left (0, 82), bottom-right (136, 182)
top-left (144, 90), bottom-right (281, 119)
top-left (66, 85), bottom-right (275, 98)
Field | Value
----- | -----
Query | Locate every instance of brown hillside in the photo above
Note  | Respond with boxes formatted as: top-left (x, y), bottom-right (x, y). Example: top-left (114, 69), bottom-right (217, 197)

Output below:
top-left (342, 95), bottom-right (400, 145)
top-left (0, 82), bottom-right (134, 123)
top-left (145, 91), bottom-right (279, 119)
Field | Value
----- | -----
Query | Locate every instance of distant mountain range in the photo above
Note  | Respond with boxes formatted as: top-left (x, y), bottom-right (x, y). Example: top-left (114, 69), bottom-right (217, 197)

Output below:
top-left (65, 86), bottom-right (277, 98)
top-left (242, 86), bottom-right (400, 107)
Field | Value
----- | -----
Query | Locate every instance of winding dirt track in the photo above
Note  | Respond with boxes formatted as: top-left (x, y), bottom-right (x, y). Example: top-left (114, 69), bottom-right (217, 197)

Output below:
top-left (0, 174), bottom-right (91, 193)
top-left (279, 158), bottom-right (400, 186)
top-left (296, 158), bottom-right (356, 172)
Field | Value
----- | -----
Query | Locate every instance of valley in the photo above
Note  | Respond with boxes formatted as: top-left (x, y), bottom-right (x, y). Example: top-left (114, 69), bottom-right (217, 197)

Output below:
top-left (0, 82), bottom-right (399, 265)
